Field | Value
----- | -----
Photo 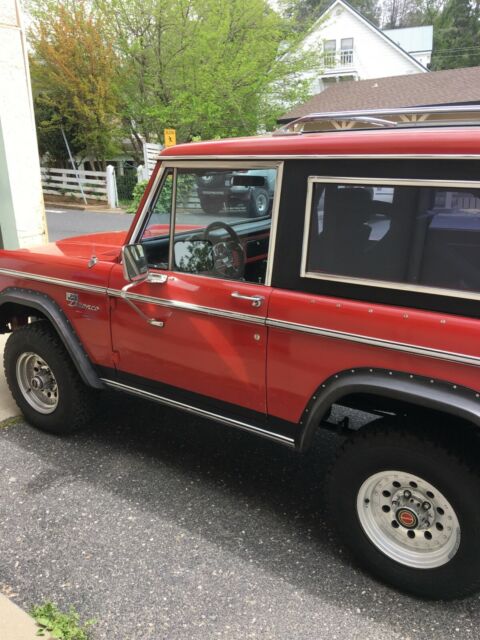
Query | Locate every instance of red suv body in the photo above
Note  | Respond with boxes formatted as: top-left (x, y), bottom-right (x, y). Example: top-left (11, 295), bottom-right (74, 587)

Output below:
top-left (2, 116), bottom-right (480, 599)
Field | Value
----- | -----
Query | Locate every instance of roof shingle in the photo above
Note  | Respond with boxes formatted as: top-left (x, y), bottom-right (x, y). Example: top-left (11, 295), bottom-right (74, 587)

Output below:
top-left (279, 66), bottom-right (480, 122)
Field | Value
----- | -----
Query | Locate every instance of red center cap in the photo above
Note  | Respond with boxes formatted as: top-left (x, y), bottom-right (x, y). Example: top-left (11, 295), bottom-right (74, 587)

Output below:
top-left (396, 508), bottom-right (418, 529)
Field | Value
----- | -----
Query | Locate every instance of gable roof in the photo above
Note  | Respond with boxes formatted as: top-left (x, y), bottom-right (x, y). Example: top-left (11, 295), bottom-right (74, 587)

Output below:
top-left (278, 66), bottom-right (480, 123)
top-left (309, 0), bottom-right (428, 73)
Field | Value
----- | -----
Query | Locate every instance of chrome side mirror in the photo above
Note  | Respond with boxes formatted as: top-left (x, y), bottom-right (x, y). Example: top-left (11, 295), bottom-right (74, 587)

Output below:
top-left (122, 244), bottom-right (149, 283)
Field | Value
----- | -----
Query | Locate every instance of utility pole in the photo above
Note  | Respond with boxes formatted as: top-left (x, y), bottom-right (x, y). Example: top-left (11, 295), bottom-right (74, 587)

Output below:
top-left (0, 0), bottom-right (48, 248)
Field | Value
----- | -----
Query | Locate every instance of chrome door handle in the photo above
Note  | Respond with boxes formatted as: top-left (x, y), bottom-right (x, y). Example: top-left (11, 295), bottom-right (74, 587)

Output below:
top-left (231, 291), bottom-right (264, 308)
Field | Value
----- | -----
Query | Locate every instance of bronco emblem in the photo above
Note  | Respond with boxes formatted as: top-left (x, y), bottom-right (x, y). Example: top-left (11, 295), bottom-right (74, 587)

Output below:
top-left (66, 292), bottom-right (100, 313)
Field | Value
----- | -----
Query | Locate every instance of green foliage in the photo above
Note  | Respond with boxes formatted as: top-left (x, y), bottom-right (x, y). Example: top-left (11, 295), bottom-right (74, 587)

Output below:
top-left (430, 0), bottom-right (480, 69)
top-left (94, 0), bottom-right (318, 142)
top-left (127, 180), bottom-right (149, 213)
top-left (30, 602), bottom-right (95, 640)
top-left (29, 1), bottom-right (121, 169)
top-left (0, 416), bottom-right (22, 429)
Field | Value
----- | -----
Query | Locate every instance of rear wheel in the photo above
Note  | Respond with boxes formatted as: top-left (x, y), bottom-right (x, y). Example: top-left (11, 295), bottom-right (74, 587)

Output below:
top-left (4, 322), bottom-right (96, 434)
top-left (326, 424), bottom-right (480, 599)
top-left (248, 187), bottom-right (270, 217)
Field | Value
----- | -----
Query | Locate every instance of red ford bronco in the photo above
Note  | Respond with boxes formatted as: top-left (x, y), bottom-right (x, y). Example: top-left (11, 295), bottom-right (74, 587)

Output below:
top-left (2, 106), bottom-right (480, 599)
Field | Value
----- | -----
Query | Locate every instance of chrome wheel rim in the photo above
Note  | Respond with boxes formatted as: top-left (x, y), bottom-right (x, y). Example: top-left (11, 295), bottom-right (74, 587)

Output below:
top-left (16, 352), bottom-right (59, 415)
top-left (255, 193), bottom-right (268, 214)
top-left (357, 470), bottom-right (461, 569)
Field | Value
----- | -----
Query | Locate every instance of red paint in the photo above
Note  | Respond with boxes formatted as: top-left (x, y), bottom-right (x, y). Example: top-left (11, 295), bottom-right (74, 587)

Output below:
top-left (1, 128), bottom-right (480, 428)
top-left (159, 127), bottom-right (480, 158)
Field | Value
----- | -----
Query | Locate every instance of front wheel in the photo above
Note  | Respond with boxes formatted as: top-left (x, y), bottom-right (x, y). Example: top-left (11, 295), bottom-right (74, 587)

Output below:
top-left (327, 424), bottom-right (480, 599)
top-left (4, 322), bottom-right (96, 434)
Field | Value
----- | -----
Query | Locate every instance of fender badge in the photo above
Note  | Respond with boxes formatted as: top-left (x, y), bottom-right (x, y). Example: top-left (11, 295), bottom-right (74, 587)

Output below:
top-left (66, 292), bottom-right (100, 313)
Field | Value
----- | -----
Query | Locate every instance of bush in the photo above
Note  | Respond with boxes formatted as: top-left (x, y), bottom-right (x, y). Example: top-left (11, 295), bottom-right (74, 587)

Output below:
top-left (127, 180), bottom-right (148, 213)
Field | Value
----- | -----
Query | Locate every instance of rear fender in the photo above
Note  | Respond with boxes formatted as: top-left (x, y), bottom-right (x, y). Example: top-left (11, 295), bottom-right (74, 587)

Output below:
top-left (297, 368), bottom-right (480, 452)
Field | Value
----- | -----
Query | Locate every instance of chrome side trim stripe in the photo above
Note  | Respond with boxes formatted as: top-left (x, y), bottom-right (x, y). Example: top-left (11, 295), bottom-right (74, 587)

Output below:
top-left (107, 288), bottom-right (265, 325)
top-left (101, 378), bottom-right (295, 447)
top-left (0, 268), bottom-right (107, 294)
top-left (267, 318), bottom-right (480, 368)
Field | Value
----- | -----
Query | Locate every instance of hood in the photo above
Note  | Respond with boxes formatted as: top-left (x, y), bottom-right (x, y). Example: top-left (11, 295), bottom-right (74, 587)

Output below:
top-left (54, 230), bottom-right (127, 261)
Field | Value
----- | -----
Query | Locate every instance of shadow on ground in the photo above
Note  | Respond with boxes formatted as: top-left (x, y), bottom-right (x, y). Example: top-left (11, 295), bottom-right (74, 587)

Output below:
top-left (1, 392), bottom-right (479, 639)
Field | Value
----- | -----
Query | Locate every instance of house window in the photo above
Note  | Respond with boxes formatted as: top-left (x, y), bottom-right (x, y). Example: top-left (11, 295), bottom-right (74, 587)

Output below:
top-left (340, 38), bottom-right (354, 65)
top-left (324, 40), bottom-right (336, 66)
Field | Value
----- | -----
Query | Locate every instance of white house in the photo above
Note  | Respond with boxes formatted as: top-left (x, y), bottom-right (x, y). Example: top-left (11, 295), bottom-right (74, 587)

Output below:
top-left (301, 0), bottom-right (431, 93)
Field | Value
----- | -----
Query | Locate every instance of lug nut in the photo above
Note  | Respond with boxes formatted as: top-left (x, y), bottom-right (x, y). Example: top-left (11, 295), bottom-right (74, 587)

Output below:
top-left (422, 501), bottom-right (431, 511)
top-left (403, 490), bottom-right (411, 499)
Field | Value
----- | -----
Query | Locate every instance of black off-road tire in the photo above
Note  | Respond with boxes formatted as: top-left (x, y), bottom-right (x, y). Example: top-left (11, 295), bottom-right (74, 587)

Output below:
top-left (247, 187), bottom-right (270, 217)
top-left (4, 322), bottom-right (96, 435)
top-left (326, 423), bottom-right (480, 600)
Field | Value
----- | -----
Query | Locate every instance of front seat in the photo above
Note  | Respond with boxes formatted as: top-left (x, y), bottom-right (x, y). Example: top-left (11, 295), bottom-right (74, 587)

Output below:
top-left (311, 187), bottom-right (373, 277)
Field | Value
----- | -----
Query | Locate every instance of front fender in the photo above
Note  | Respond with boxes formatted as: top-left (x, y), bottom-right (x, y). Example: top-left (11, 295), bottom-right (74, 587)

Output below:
top-left (0, 287), bottom-right (104, 389)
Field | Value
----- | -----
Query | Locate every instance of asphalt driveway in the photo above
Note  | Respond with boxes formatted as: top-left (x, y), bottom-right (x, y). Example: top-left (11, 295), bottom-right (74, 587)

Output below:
top-left (0, 394), bottom-right (478, 639)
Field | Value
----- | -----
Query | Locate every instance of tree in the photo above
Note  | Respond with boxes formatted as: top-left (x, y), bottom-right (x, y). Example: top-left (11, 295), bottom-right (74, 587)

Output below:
top-left (430, 0), bottom-right (480, 69)
top-left (29, 1), bottom-right (121, 169)
top-left (381, 0), bottom-right (442, 29)
top-left (94, 0), bottom-right (318, 143)
top-left (281, 0), bottom-right (382, 28)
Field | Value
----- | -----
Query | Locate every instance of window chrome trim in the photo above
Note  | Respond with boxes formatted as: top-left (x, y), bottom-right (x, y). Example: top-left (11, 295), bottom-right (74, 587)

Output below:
top-left (265, 161), bottom-right (283, 286)
top-left (107, 288), bottom-right (265, 325)
top-left (300, 175), bottom-right (480, 302)
top-left (101, 378), bottom-right (295, 447)
top-left (168, 167), bottom-right (178, 270)
top-left (131, 160), bottom-right (284, 286)
top-left (0, 268), bottom-right (107, 294)
top-left (130, 165), bottom-right (167, 242)
top-left (267, 318), bottom-right (480, 368)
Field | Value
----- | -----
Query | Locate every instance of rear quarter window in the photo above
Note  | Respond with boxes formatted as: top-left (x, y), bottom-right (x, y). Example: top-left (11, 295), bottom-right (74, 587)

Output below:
top-left (302, 177), bottom-right (480, 298)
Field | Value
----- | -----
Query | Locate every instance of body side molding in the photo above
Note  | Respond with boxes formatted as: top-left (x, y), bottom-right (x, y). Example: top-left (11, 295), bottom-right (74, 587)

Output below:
top-left (0, 288), bottom-right (104, 389)
top-left (102, 378), bottom-right (295, 447)
top-left (298, 368), bottom-right (480, 452)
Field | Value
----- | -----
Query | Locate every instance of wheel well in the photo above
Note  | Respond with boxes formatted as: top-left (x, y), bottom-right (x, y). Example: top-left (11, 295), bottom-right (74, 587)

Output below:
top-left (334, 391), bottom-right (480, 460)
top-left (298, 368), bottom-right (480, 452)
top-left (0, 301), bottom-right (48, 333)
top-left (0, 289), bottom-right (104, 389)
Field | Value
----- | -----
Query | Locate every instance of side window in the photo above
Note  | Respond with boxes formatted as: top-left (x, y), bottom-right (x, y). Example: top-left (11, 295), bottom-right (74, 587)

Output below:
top-left (139, 170), bottom-right (173, 269)
top-left (304, 179), bottom-right (480, 294)
top-left (172, 168), bottom-right (275, 284)
top-left (139, 166), bottom-right (277, 284)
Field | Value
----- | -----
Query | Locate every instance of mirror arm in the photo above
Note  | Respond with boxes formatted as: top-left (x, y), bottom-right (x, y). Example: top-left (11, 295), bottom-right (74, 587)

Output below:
top-left (120, 278), bottom-right (167, 328)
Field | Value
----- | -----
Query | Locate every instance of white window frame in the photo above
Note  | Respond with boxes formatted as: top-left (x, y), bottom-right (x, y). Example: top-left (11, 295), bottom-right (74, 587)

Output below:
top-left (300, 175), bottom-right (480, 301)
top-left (132, 160), bottom-right (284, 287)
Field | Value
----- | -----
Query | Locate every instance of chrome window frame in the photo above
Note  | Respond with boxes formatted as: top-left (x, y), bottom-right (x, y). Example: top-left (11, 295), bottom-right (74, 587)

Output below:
top-left (300, 175), bottom-right (480, 302)
top-left (132, 159), bottom-right (284, 287)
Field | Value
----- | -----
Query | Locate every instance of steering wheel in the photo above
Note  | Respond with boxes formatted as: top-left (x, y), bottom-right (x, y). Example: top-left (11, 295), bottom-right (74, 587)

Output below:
top-left (202, 221), bottom-right (245, 279)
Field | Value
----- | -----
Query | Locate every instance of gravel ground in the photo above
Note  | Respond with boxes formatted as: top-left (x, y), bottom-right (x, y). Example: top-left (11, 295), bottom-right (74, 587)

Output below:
top-left (0, 395), bottom-right (479, 640)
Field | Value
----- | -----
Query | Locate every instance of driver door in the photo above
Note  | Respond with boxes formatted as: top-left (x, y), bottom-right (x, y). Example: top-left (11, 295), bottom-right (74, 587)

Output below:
top-left (108, 162), bottom-right (280, 417)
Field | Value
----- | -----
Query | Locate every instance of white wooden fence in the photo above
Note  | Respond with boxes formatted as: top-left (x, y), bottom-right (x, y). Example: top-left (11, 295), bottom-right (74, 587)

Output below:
top-left (41, 166), bottom-right (118, 207)
top-left (142, 142), bottom-right (163, 179)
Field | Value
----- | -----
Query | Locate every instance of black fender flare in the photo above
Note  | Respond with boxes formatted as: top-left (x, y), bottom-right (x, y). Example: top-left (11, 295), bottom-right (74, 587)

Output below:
top-left (297, 367), bottom-right (480, 452)
top-left (0, 288), bottom-right (104, 389)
